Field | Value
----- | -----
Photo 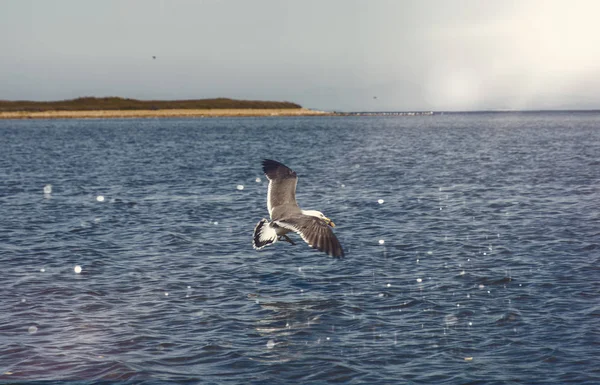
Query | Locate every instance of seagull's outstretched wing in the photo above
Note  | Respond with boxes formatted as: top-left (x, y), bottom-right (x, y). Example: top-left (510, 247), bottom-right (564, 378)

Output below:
top-left (263, 159), bottom-right (299, 218)
top-left (275, 215), bottom-right (345, 258)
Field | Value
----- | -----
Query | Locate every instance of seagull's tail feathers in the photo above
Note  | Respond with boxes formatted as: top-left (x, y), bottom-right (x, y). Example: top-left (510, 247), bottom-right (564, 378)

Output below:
top-left (253, 218), bottom-right (278, 250)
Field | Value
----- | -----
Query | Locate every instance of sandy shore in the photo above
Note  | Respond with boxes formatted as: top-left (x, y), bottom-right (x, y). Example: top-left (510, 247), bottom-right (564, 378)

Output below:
top-left (0, 108), bottom-right (333, 119)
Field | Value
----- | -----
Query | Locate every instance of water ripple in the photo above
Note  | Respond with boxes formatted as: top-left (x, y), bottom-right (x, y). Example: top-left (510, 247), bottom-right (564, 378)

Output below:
top-left (1, 114), bottom-right (599, 384)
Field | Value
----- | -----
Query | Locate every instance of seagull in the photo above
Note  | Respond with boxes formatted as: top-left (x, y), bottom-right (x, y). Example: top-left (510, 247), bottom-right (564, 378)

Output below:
top-left (252, 159), bottom-right (344, 258)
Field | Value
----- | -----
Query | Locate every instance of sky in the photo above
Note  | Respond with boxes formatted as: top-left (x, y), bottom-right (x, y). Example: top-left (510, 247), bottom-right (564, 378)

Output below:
top-left (1, 0), bottom-right (600, 111)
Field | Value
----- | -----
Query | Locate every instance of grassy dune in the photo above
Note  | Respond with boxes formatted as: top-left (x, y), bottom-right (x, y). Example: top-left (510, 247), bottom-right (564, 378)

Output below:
top-left (0, 97), bottom-right (330, 119)
top-left (0, 97), bottom-right (302, 112)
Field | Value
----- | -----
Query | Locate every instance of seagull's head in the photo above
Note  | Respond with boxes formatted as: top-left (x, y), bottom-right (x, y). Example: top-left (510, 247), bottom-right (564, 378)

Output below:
top-left (302, 210), bottom-right (336, 227)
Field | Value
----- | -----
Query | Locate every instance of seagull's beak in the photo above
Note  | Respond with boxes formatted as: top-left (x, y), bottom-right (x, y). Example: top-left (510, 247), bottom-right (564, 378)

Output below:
top-left (325, 217), bottom-right (336, 227)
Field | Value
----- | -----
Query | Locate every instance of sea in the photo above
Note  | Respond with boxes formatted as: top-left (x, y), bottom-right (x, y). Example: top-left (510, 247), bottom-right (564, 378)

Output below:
top-left (0, 112), bottom-right (599, 384)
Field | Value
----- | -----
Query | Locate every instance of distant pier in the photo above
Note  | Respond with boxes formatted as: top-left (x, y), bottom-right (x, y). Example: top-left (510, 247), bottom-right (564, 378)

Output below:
top-left (336, 111), bottom-right (434, 116)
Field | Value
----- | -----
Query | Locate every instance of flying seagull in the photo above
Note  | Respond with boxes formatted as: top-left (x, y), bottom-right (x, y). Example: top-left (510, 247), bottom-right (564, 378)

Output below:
top-left (252, 159), bottom-right (344, 258)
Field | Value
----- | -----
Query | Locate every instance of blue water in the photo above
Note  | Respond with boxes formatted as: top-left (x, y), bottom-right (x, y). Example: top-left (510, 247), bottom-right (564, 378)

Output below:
top-left (1, 113), bottom-right (599, 384)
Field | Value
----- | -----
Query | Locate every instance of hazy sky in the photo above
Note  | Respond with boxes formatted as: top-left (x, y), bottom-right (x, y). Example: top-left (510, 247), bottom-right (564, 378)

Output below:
top-left (2, 0), bottom-right (600, 111)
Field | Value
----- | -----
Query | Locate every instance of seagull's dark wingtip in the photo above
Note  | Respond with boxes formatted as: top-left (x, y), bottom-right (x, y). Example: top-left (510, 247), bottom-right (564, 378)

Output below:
top-left (330, 240), bottom-right (345, 259)
top-left (262, 159), bottom-right (283, 173)
top-left (262, 159), bottom-right (296, 179)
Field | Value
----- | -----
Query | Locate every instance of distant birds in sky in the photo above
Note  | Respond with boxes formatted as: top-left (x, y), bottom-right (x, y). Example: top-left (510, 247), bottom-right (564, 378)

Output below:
top-left (253, 159), bottom-right (344, 258)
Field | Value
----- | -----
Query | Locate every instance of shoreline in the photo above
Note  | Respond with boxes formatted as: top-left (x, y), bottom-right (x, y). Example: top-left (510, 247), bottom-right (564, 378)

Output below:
top-left (0, 108), bottom-right (333, 120)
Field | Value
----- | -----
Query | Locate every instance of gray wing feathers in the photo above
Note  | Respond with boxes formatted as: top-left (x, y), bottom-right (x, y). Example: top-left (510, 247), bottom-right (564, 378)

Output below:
top-left (268, 178), bottom-right (299, 215)
top-left (263, 159), bottom-right (299, 219)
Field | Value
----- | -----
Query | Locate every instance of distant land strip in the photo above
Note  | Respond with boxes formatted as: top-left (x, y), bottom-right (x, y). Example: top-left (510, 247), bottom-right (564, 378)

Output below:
top-left (0, 96), bottom-right (334, 119)
top-left (0, 97), bottom-right (302, 112)
top-left (0, 108), bottom-right (332, 119)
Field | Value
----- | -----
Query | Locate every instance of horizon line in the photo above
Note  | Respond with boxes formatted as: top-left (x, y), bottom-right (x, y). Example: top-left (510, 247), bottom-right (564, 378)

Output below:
top-left (330, 108), bottom-right (600, 114)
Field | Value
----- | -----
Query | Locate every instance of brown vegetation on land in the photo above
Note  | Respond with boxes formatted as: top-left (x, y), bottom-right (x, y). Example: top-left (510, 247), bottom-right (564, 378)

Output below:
top-left (0, 97), bottom-right (302, 112)
top-left (0, 108), bottom-right (330, 119)
top-left (0, 97), bottom-right (333, 119)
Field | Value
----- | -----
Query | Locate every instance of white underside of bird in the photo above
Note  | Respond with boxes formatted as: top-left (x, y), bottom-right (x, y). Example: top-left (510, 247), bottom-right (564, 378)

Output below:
top-left (253, 210), bottom-right (334, 249)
